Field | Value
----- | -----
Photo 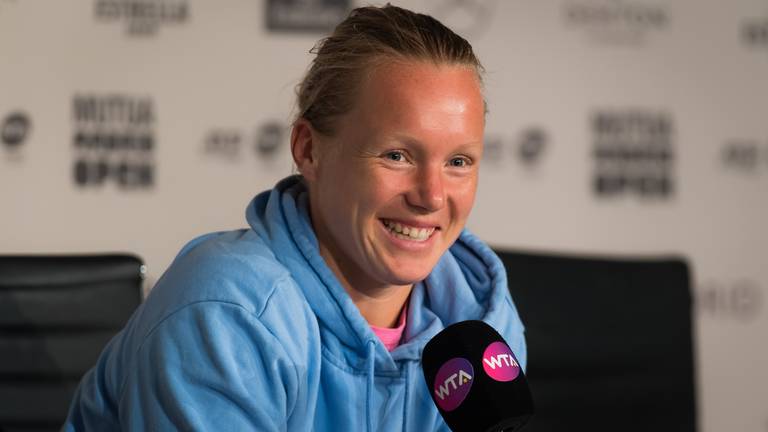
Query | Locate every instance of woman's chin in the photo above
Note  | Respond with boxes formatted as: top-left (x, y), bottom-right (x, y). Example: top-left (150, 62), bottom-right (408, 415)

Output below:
top-left (379, 262), bottom-right (435, 286)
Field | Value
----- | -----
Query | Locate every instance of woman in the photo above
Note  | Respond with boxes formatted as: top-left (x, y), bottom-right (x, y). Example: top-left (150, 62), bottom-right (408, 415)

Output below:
top-left (64, 5), bottom-right (526, 431)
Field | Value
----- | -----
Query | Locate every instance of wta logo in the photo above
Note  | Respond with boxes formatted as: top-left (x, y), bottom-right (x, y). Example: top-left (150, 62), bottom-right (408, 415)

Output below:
top-left (433, 357), bottom-right (474, 412)
top-left (482, 341), bottom-right (521, 382)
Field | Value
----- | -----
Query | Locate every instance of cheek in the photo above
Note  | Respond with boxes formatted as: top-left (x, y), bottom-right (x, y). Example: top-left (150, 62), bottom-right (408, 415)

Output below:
top-left (360, 169), bottom-right (410, 209)
top-left (449, 176), bottom-right (478, 216)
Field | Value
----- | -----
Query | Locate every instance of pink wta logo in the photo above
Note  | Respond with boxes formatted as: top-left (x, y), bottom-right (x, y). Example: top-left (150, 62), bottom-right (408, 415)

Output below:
top-left (482, 341), bottom-right (521, 382)
top-left (433, 357), bottom-right (474, 412)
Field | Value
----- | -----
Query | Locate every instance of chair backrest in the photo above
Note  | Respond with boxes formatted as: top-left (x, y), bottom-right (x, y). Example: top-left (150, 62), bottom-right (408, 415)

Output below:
top-left (0, 254), bottom-right (143, 432)
top-left (495, 249), bottom-right (697, 432)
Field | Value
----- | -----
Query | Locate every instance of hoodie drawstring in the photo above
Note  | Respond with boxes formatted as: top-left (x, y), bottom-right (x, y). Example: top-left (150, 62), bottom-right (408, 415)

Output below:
top-left (365, 339), bottom-right (376, 432)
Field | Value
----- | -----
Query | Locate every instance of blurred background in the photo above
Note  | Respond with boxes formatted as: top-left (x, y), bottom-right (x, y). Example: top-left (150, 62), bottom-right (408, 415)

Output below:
top-left (1, 0), bottom-right (766, 431)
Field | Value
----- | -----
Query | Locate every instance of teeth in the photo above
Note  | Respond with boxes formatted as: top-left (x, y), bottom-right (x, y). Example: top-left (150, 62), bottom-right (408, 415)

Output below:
top-left (383, 220), bottom-right (436, 242)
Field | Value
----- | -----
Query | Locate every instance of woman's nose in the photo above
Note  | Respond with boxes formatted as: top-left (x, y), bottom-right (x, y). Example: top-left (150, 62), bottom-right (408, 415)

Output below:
top-left (405, 165), bottom-right (446, 212)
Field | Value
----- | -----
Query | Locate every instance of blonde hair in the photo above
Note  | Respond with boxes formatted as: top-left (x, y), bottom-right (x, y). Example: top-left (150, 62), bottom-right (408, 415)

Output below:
top-left (295, 4), bottom-right (484, 136)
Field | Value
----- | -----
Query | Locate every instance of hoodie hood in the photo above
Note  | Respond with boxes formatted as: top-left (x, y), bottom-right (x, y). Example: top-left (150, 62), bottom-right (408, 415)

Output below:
top-left (246, 175), bottom-right (524, 374)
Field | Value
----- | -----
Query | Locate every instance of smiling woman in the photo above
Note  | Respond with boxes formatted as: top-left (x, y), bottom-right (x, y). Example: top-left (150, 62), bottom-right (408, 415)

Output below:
top-left (294, 61), bottom-right (485, 328)
top-left (63, 5), bottom-right (526, 432)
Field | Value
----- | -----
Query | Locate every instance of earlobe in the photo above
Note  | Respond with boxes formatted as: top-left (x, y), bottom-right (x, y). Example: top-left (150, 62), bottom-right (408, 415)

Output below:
top-left (291, 118), bottom-right (318, 181)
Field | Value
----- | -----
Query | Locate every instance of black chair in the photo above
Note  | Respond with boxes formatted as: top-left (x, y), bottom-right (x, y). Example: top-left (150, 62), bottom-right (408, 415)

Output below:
top-left (495, 249), bottom-right (697, 432)
top-left (0, 254), bottom-right (143, 432)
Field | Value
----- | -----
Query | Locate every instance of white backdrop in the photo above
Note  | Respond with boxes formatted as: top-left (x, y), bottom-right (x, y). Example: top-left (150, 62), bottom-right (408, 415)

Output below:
top-left (1, 1), bottom-right (767, 430)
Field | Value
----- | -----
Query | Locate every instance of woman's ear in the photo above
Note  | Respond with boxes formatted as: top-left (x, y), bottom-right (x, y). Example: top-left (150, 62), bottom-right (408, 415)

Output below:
top-left (290, 118), bottom-right (319, 182)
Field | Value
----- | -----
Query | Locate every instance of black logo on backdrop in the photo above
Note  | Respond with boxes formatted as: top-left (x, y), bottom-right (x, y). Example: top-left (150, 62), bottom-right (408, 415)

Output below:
top-left (426, 0), bottom-right (499, 39)
top-left (741, 18), bottom-right (768, 48)
top-left (563, 0), bottom-right (669, 46)
top-left (697, 280), bottom-right (763, 322)
top-left (265, 0), bottom-right (350, 33)
top-left (721, 139), bottom-right (768, 173)
top-left (204, 128), bottom-right (241, 160)
top-left (255, 122), bottom-right (283, 157)
top-left (483, 127), bottom-right (549, 169)
top-left (72, 95), bottom-right (155, 189)
top-left (592, 110), bottom-right (674, 198)
top-left (94, 0), bottom-right (189, 36)
top-left (1, 111), bottom-right (31, 149)
top-left (517, 128), bottom-right (548, 165)
top-left (203, 121), bottom-right (286, 162)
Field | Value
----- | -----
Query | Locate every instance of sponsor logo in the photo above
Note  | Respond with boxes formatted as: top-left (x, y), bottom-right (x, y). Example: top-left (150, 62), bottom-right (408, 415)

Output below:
top-left (482, 341), bottom-right (521, 382)
top-left (433, 357), bottom-right (474, 412)
top-left (203, 128), bottom-right (241, 160)
top-left (265, 0), bottom-right (351, 33)
top-left (255, 122), bottom-right (283, 158)
top-left (94, 0), bottom-right (189, 36)
top-left (483, 127), bottom-right (549, 169)
top-left (517, 127), bottom-right (548, 165)
top-left (697, 280), bottom-right (763, 322)
top-left (742, 18), bottom-right (768, 48)
top-left (203, 121), bottom-right (286, 162)
top-left (426, 0), bottom-right (499, 38)
top-left (72, 94), bottom-right (156, 189)
top-left (721, 139), bottom-right (768, 173)
top-left (563, 0), bottom-right (669, 46)
top-left (592, 110), bottom-right (674, 199)
top-left (483, 135), bottom-right (505, 164)
top-left (1, 111), bottom-right (31, 150)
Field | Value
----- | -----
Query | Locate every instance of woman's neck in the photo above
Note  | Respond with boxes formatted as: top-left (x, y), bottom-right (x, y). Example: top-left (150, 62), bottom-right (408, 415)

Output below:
top-left (346, 284), bottom-right (412, 328)
top-left (309, 200), bottom-right (413, 328)
top-left (319, 241), bottom-right (412, 327)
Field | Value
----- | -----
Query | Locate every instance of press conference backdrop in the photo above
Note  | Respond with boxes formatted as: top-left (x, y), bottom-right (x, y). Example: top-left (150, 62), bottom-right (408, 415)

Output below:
top-left (1, 1), bottom-right (766, 430)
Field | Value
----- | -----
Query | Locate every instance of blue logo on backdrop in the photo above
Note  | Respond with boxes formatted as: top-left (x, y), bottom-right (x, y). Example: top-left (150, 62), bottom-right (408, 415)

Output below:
top-left (265, 0), bottom-right (350, 33)
top-left (72, 94), bottom-right (156, 189)
top-left (592, 110), bottom-right (674, 199)
top-left (94, 0), bottom-right (189, 36)
top-left (563, 0), bottom-right (669, 46)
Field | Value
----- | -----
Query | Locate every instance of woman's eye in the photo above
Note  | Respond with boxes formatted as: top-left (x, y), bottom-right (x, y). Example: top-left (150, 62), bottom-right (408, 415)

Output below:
top-left (385, 151), bottom-right (405, 162)
top-left (449, 157), bottom-right (470, 167)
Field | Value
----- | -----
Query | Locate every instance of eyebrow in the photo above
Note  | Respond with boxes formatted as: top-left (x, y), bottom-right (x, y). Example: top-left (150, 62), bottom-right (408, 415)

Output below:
top-left (390, 134), bottom-right (483, 151)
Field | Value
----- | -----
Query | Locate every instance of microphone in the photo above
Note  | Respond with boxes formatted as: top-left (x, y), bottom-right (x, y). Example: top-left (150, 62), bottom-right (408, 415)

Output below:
top-left (421, 320), bottom-right (534, 432)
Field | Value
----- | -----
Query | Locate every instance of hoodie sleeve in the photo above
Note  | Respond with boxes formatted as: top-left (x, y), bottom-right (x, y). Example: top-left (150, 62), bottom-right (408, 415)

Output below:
top-left (117, 301), bottom-right (298, 431)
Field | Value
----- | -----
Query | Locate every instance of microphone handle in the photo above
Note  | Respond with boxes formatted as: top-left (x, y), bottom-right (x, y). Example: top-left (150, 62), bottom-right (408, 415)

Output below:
top-left (486, 417), bottom-right (528, 432)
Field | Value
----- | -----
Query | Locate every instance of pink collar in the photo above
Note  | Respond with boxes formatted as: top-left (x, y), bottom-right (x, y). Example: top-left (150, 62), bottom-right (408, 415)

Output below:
top-left (369, 304), bottom-right (408, 352)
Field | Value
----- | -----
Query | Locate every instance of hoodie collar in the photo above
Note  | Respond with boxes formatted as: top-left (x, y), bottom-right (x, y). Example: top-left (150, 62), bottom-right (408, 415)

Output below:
top-left (246, 176), bottom-right (511, 368)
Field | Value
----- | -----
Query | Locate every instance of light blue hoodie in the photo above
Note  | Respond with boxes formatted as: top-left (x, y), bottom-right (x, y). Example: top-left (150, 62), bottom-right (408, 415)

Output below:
top-left (64, 175), bottom-right (527, 431)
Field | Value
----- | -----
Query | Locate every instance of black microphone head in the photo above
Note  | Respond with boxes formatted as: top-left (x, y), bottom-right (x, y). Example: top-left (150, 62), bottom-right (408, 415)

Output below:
top-left (421, 320), bottom-right (534, 432)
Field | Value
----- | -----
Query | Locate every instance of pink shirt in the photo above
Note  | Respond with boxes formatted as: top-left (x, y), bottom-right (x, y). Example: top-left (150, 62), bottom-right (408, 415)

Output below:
top-left (369, 305), bottom-right (408, 352)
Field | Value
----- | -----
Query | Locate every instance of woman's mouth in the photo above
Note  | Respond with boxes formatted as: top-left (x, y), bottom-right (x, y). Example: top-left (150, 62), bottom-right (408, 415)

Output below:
top-left (381, 219), bottom-right (437, 242)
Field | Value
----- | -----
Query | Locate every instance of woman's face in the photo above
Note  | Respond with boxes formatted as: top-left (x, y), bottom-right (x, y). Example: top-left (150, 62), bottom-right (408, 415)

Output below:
top-left (306, 61), bottom-right (485, 293)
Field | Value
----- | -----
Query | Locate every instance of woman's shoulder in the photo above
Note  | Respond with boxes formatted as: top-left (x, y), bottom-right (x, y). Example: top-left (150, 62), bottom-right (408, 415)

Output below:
top-left (139, 228), bottom-right (312, 332)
